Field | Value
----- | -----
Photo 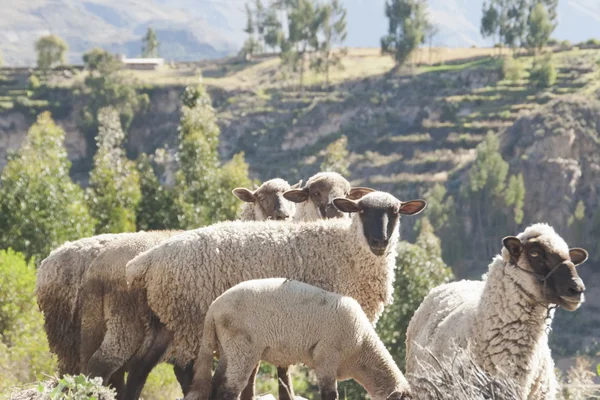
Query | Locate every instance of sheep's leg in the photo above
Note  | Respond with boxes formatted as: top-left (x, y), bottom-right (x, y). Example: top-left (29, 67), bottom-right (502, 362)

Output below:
top-left (314, 348), bottom-right (341, 400)
top-left (108, 367), bottom-right (126, 400)
top-left (239, 363), bottom-right (260, 400)
top-left (174, 361), bottom-right (195, 395)
top-left (316, 376), bottom-right (338, 400)
top-left (277, 366), bottom-right (294, 400)
top-left (122, 326), bottom-right (174, 400)
top-left (214, 349), bottom-right (261, 400)
top-left (79, 280), bottom-right (106, 371)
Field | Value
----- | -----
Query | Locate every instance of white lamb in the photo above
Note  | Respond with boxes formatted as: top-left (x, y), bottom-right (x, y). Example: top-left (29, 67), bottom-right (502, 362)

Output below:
top-left (405, 223), bottom-right (589, 400)
top-left (124, 191), bottom-right (427, 394)
top-left (233, 178), bottom-right (302, 221)
top-left (186, 278), bottom-right (412, 400)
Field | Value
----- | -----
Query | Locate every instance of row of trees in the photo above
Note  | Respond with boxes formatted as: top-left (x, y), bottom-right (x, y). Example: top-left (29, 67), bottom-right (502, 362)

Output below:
top-left (243, 0), bottom-right (348, 86)
top-left (481, 0), bottom-right (557, 54)
top-left (0, 83), bottom-right (253, 262)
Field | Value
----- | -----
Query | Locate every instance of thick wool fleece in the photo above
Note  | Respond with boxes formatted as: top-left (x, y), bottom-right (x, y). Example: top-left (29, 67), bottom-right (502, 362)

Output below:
top-left (35, 233), bottom-right (127, 375)
top-left (238, 178), bottom-right (295, 221)
top-left (406, 224), bottom-right (567, 400)
top-left (293, 172), bottom-right (351, 221)
top-left (127, 206), bottom-right (400, 365)
top-left (79, 230), bottom-right (182, 375)
top-left (193, 279), bottom-right (410, 400)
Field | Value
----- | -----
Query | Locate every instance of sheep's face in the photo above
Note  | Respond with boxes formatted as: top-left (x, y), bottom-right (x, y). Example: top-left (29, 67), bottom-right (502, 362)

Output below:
top-left (233, 179), bottom-right (301, 221)
top-left (333, 192), bottom-right (427, 256)
top-left (503, 229), bottom-right (588, 311)
top-left (283, 172), bottom-right (375, 219)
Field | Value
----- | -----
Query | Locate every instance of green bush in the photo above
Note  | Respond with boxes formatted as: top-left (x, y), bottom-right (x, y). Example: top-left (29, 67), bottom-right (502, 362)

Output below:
top-left (530, 57), bottom-right (557, 88)
top-left (28, 74), bottom-right (41, 91)
top-left (502, 56), bottom-right (525, 82)
top-left (0, 249), bottom-right (55, 395)
top-left (560, 40), bottom-right (572, 51)
top-left (139, 364), bottom-right (182, 400)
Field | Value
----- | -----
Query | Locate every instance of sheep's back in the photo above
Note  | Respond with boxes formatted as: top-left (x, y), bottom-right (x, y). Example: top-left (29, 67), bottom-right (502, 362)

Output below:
top-left (405, 280), bottom-right (483, 376)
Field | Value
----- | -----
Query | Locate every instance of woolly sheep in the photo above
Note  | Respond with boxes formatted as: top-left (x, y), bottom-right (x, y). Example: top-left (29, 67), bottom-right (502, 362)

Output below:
top-left (185, 278), bottom-right (412, 400)
top-left (405, 223), bottom-right (589, 400)
top-left (233, 178), bottom-right (302, 221)
top-left (79, 177), bottom-right (306, 399)
top-left (35, 233), bottom-right (128, 376)
top-left (124, 191), bottom-right (426, 395)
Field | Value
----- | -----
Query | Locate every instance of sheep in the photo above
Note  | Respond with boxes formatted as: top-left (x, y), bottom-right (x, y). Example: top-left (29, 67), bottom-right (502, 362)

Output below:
top-left (185, 278), bottom-right (412, 400)
top-left (35, 233), bottom-right (129, 376)
top-left (123, 191), bottom-right (426, 399)
top-left (233, 178), bottom-right (302, 221)
top-left (82, 174), bottom-right (372, 400)
top-left (405, 223), bottom-right (589, 400)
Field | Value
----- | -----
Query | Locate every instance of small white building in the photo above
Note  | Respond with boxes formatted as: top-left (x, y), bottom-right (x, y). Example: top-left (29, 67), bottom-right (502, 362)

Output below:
top-left (119, 54), bottom-right (164, 70)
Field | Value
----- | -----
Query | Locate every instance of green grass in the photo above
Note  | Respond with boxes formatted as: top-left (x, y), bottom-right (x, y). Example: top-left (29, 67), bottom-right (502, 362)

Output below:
top-left (420, 57), bottom-right (502, 73)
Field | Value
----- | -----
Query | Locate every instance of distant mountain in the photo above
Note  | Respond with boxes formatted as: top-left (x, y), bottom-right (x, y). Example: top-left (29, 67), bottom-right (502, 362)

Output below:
top-left (1, 0), bottom-right (600, 66)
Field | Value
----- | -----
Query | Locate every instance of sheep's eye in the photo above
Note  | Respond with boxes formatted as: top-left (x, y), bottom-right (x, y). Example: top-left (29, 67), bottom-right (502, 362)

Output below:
top-left (312, 191), bottom-right (320, 198)
top-left (530, 250), bottom-right (540, 257)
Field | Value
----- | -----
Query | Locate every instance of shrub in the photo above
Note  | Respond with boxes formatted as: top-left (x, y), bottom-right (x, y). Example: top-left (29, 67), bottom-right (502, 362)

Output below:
top-left (139, 364), bottom-right (182, 400)
top-left (0, 249), bottom-right (55, 395)
top-left (530, 56), bottom-right (557, 88)
top-left (560, 40), bottom-right (572, 51)
top-left (440, 100), bottom-right (459, 122)
top-left (502, 56), bottom-right (525, 82)
top-left (27, 75), bottom-right (41, 91)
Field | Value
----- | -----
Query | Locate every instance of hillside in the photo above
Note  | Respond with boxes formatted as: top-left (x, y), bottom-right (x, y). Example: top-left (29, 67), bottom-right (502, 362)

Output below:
top-left (2, 0), bottom-right (600, 66)
top-left (1, 47), bottom-right (600, 363)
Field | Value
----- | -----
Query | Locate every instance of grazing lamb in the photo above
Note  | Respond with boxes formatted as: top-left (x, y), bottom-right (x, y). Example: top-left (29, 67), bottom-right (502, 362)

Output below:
top-left (405, 223), bottom-right (589, 400)
top-left (233, 178), bottom-right (302, 221)
top-left (79, 177), bottom-right (307, 399)
top-left (186, 278), bottom-right (412, 400)
top-left (124, 191), bottom-right (426, 398)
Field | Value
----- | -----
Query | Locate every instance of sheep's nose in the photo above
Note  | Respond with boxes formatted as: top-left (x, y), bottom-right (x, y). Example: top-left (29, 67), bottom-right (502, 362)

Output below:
top-left (371, 237), bottom-right (387, 248)
top-left (274, 210), bottom-right (288, 220)
top-left (567, 278), bottom-right (585, 296)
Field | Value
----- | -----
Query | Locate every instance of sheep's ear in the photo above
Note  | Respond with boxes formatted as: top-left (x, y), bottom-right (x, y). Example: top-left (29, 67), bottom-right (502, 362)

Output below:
top-left (232, 188), bottom-right (256, 203)
top-left (333, 198), bottom-right (361, 213)
top-left (399, 200), bottom-right (427, 215)
top-left (290, 179), bottom-right (303, 189)
top-left (347, 187), bottom-right (376, 200)
top-left (569, 248), bottom-right (588, 266)
top-left (503, 236), bottom-right (523, 262)
top-left (283, 187), bottom-right (309, 203)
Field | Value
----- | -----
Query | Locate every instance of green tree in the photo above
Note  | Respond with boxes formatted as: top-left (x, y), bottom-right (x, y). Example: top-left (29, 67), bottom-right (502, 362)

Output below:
top-left (320, 135), bottom-right (350, 176)
top-left (263, 7), bottom-right (284, 52)
top-left (142, 27), bottom-right (160, 58)
top-left (0, 249), bottom-right (56, 393)
top-left (87, 107), bottom-right (141, 234)
top-left (175, 85), bottom-right (255, 228)
top-left (312, 0), bottom-right (348, 86)
top-left (339, 222), bottom-right (454, 398)
top-left (285, 0), bottom-right (321, 89)
top-left (504, 173), bottom-right (525, 225)
top-left (481, 1), bottom-right (501, 49)
top-left (0, 112), bottom-right (95, 261)
top-left (136, 153), bottom-right (179, 231)
top-left (381, 0), bottom-right (429, 67)
top-left (568, 200), bottom-right (586, 245)
top-left (83, 48), bottom-right (120, 71)
top-left (35, 34), bottom-right (68, 71)
top-left (527, 2), bottom-right (554, 54)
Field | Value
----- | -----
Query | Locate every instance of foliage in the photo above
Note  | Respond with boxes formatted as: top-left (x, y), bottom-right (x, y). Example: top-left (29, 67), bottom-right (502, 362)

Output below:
top-left (381, 0), bottom-right (429, 66)
top-left (142, 27), bottom-right (160, 58)
top-left (340, 224), bottom-right (454, 398)
top-left (504, 173), bottom-right (525, 224)
top-left (530, 54), bottom-right (557, 88)
top-left (502, 56), bottom-right (525, 81)
top-left (175, 84), bottom-right (255, 228)
top-left (285, 0), bottom-right (321, 88)
top-left (311, 0), bottom-right (348, 86)
top-left (27, 74), bottom-right (41, 92)
top-left (558, 357), bottom-right (600, 400)
top-left (140, 364), bottom-right (182, 400)
top-left (481, 1), bottom-right (500, 46)
top-left (135, 153), bottom-right (179, 231)
top-left (320, 135), bottom-right (350, 176)
top-left (86, 107), bottom-right (141, 234)
top-left (82, 48), bottom-right (121, 72)
top-left (0, 112), bottom-right (94, 261)
top-left (35, 35), bottom-right (68, 71)
top-left (527, 2), bottom-right (554, 54)
top-left (0, 249), bottom-right (55, 394)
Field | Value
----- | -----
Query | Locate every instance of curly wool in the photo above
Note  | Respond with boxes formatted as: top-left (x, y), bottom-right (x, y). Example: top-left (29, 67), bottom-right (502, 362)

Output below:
top-left (406, 223), bottom-right (566, 400)
top-left (189, 279), bottom-right (410, 400)
top-left (127, 202), bottom-right (400, 365)
top-left (79, 230), bottom-right (182, 375)
top-left (35, 233), bottom-right (127, 375)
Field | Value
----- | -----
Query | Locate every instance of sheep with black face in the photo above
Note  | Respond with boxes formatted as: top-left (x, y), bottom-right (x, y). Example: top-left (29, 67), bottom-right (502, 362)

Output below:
top-left (405, 223), bottom-right (589, 400)
top-left (124, 191), bottom-right (426, 399)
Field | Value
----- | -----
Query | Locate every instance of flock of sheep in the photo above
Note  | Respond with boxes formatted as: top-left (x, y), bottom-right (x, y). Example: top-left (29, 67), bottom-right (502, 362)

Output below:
top-left (32, 171), bottom-right (591, 400)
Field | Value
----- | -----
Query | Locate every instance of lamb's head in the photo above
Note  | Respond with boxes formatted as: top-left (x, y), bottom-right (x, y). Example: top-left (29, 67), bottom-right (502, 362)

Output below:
top-left (283, 172), bottom-right (374, 220)
top-left (333, 192), bottom-right (427, 256)
top-left (502, 223), bottom-right (589, 311)
top-left (233, 178), bottom-right (302, 221)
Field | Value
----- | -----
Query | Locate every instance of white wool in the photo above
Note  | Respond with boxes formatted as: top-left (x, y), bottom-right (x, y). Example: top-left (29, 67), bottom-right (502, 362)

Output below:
top-left (127, 193), bottom-right (402, 365)
top-left (406, 223), bottom-right (566, 400)
top-left (186, 279), bottom-right (410, 400)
